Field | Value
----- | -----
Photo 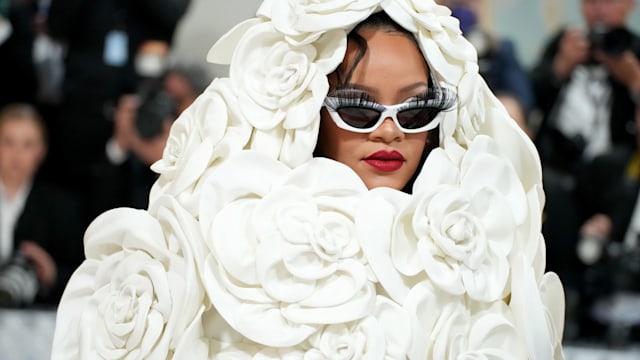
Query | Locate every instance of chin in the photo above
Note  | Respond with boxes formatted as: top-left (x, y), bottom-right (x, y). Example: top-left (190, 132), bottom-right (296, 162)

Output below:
top-left (363, 178), bottom-right (405, 191)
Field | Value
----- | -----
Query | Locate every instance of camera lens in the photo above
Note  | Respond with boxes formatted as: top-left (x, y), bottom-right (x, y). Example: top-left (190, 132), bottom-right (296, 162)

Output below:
top-left (0, 253), bottom-right (39, 307)
top-left (589, 24), bottom-right (632, 56)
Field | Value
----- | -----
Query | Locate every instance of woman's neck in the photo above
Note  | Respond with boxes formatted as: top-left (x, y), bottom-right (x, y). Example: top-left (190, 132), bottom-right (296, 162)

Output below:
top-left (0, 176), bottom-right (30, 200)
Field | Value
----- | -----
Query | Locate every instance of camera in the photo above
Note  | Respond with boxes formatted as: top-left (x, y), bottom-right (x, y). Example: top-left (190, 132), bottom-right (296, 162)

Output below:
top-left (0, 252), bottom-right (39, 307)
top-left (135, 85), bottom-right (177, 140)
top-left (589, 23), bottom-right (633, 56)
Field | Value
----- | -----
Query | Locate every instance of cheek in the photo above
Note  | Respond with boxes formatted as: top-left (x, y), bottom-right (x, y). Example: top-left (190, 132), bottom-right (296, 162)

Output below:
top-left (316, 112), bottom-right (359, 162)
top-left (407, 132), bottom-right (429, 154)
top-left (404, 133), bottom-right (430, 169)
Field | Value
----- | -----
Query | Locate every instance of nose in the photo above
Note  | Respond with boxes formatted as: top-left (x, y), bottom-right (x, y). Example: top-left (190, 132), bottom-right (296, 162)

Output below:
top-left (369, 116), bottom-right (403, 143)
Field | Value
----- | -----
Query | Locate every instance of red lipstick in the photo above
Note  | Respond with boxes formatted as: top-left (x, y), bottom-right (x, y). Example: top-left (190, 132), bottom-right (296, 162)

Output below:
top-left (363, 150), bottom-right (405, 172)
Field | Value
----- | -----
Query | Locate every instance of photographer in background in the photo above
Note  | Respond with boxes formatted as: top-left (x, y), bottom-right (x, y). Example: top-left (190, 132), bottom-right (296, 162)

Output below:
top-left (88, 42), bottom-right (209, 218)
top-left (89, 86), bottom-right (176, 218)
top-left (531, 0), bottom-right (640, 342)
top-left (0, 103), bottom-right (84, 308)
top-left (532, 0), bottom-right (640, 172)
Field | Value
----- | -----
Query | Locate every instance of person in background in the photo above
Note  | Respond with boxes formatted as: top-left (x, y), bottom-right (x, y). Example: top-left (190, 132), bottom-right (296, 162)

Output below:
top-left (89, 56), bottom-right (210, 217)
top-left (439, 0), bottom-right (535, 134)
top-left (571, 105), bottom-right (640, 343)
top-left (0, 103), bottom-right (84, 308)
top-left (530, 0), bottom-right (640, 342)
top-left (44, 0), bottom-right (191, 226)
top-left (531, 0), bottom-right (640, 174)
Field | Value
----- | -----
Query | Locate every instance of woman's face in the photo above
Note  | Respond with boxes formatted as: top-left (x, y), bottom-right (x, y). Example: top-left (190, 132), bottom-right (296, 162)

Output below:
top-left (0, 117), bottom-right (46, 185)
top-left (316, 27), bottom-right (432, 191)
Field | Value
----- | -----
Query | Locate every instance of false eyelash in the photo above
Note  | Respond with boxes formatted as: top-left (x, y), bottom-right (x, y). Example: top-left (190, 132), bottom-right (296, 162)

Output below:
top-left (409, 87), bottom-right (457, 112)
top-left (325, 88), bottom-right (384, 111)
top-left (326, 86), bottom-right (458, 112)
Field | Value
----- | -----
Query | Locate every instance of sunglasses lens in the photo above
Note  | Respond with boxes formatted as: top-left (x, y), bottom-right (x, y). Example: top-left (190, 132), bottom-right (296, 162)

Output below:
top-left (397, 107), bottom-right (439, 129)
top-left (336, 107), bottom-right (381, 129)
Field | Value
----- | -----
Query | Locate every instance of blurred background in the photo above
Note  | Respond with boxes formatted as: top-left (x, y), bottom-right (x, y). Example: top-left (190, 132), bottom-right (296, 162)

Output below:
top-left (172, 0), bottom-right (640, 77)
top-left (1, 0), bottom-right (640, 359)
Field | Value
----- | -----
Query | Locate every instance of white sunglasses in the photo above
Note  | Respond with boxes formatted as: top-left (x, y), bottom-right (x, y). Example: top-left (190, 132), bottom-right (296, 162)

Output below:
top-left (323, 97), bottom-right (445, 134)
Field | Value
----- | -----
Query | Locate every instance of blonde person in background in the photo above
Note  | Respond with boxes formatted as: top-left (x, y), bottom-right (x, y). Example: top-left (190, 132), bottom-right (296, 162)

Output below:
top-left (0, 103), bottom-right (83, 308)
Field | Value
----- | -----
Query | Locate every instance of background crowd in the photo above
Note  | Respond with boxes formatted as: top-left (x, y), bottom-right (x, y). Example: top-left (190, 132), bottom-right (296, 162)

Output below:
top-left (0, 0), bottom-right (639, 350)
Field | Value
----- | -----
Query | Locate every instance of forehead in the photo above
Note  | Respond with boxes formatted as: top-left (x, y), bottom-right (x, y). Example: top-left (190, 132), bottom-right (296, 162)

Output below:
top-left (338, 28), bottom-right (430, 87)
top-left (0, 117), bottom-right (43, 136)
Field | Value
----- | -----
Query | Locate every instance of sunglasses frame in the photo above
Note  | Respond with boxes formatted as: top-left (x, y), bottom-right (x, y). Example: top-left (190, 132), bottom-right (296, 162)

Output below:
top-left (323, 97), bottom-right (442, 134)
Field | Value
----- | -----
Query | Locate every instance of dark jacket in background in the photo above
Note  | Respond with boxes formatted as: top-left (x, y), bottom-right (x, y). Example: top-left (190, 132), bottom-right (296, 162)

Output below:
top-left (530, 27), bottom-right (640, 172)
top-left (44, 0), bottom-right (190, 226)
top-left (0, 1), bottom-right (38, 109)
top-left (14, 182), bottom-right (85, 306)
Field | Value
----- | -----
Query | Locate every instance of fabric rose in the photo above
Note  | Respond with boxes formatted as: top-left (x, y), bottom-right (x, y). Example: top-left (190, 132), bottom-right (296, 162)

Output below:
top-left (150, 77), bottom-right (251, 200)
top-left (257, 0), bottom-right (380, 38)
top-left (404, 282), bottom-right (527, 359)
top-left (225, 21), bottom-right (345, 167)
top-left (51, 202), bottom-right (206, 360)
top-left (392, 136), bottom-right (527, 302)
top-left (196, 152), bottom-right (373, 348)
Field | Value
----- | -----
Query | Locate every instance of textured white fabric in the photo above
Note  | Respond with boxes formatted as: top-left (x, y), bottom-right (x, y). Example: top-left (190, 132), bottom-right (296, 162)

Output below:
top-left (52, 1), bottom-right (566, 359)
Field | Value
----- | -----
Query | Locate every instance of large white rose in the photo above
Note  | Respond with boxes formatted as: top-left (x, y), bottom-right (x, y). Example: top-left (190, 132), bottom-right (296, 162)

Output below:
top-left (52, 202), bottom-right (206, 360)
top-left (150, 78), bottom-right (251, 199)
top-left (198, 152), bottom-right (373, 347)
top-left (257, 0), bottom-right (380, 37)
top-left (227, 21), bottom-right (345, 167)
top-left (404, 282), bottom-right (527, 360)
top-left (394, 136), bottom-right (527, 302)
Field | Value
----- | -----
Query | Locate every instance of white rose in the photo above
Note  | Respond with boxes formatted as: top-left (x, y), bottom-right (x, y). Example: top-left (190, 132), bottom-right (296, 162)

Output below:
top-left (151, 78), bottom-right (251, 197)
top-left (198, 152), bottom-right (373, 347)
top-left (228, 21), bottom-right (345, 167)
top-left (395, 136), bottom-right (527, 302)
top-left (257, 0), bottom-right (380, 37)
top-left (404, 282), bottom-right (527, 360)
top-left (52, 204), bottom-right (206, 360)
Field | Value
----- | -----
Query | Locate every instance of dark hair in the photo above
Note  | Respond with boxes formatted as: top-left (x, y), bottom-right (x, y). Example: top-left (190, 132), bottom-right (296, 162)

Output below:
top-left (336, 11), bottom-right (418, 86)
top-left (0, 103), bottom-right (49, 146)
